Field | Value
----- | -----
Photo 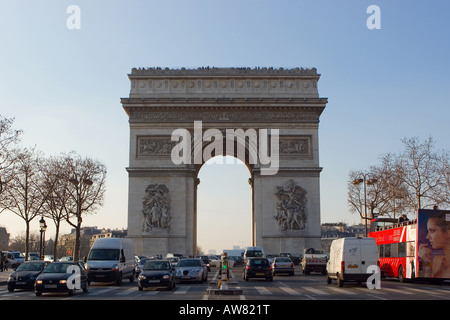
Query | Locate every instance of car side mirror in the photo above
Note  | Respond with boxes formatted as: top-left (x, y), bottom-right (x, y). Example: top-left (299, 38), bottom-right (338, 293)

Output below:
top-left (120, 257), bottom-right (126, 263)
top-left (83, 256), bottom-right (87, 263)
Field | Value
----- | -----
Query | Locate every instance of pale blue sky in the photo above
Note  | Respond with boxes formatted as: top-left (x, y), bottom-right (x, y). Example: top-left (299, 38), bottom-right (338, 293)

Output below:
top-left (0, 1), bottom-right (449, 253)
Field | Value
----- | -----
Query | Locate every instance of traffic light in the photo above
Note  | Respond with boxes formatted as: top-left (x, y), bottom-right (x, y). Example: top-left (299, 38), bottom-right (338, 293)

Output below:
top-left (218, 253), bottom-right (230, 289)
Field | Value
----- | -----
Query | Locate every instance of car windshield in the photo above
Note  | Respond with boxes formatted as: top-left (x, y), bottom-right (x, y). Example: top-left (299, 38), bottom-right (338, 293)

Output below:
top-left (138, 258), bottom-right (148, 266)
top-left (87, 249), bottom-right (120, 260)
top-left (16, 262), bottom-right (45, 271)
top-left (143, 261), bottom-right (171, 270)
top-left (43, 263), bottom-right (71, 273)
top-left (12, 252), bottom-right (24, 258)
top-left (177, 259), bottom-right (201, 267)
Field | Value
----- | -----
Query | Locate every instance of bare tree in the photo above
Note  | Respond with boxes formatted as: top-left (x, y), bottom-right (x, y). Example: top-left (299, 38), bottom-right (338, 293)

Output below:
top-left (0, 115), bottom-right (22, 203)
top-left (39, 155), bottom-right (72, 260)
top-left (400, 137), bottom-right (450, 210)
top-left (1, 147), bottom-right (47, 260)
top-left (347, 170), bottom-right (380, 223)
top-left (373, 154), bottom-right (409, 219)
top-left (61, 152), bottom-right (107, 261)
top-left (348, 137), bottom-right (449, 223)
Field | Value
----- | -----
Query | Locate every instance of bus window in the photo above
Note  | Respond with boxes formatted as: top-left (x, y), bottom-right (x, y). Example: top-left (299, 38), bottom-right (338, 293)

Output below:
top-left (384, 244), bottom-right (391, 258)
top-left (398, 242), bottom-right (406, 257)
top-left (378, 244), bottom-right (384, 258)
top-left (391, 243), bottom-right (398, 257)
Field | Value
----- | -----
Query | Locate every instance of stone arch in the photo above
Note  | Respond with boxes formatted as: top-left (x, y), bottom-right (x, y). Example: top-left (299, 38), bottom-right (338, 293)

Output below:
top-left (122, 67), bottom-right (327, 257)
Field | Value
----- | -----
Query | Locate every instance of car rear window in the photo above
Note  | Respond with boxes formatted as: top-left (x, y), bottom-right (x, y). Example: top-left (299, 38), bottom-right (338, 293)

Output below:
top-left (250, 259), bottom-right (268, 266)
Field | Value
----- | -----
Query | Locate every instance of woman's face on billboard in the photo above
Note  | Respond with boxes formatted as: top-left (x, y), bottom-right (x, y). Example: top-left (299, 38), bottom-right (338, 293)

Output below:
top-left (426, 217), bottom-right (450, 250)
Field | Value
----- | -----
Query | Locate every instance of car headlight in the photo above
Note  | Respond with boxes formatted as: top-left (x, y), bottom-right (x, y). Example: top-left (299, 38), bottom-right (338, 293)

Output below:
top-left (191, 269), bottom-right (201, 275)
top-left (36, 280), bottom-right (43, 285)
top-left (138, 275), bottom-right (146, 280)
top-left (162, 275), bottom-right (170, 280)
top-left (59, 280), bottom-right (67, 284)
top-left (112, 264), bottom-right (119, 271)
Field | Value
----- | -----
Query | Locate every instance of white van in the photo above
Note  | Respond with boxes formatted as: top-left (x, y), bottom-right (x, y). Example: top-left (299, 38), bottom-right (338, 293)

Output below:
top-left (244, 246), bottom-right (265, 263)
top-left (326, 237), bottom-right (379, 287)
top-left (85, 238), bottom-right (136, 285)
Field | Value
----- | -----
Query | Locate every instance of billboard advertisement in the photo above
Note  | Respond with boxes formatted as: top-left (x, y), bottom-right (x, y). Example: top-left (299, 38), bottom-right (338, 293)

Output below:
top-left (417, 209), bottom-right (450, 279)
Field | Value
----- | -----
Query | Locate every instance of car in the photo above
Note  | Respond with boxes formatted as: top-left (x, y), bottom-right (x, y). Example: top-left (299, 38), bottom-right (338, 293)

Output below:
top-left (208, 256), bottom-right (220, 268)
top-left (24, 252), bottom-right (39, 261)
top-left (198, 256), bottom-right (211, 272)
top-left (2, 251), bottom-right (23, 269)
top-left (137, 260), bottom-right (176, 291)
top-left (44, 255), bottom-right (54, 262)
top-left (279, 253), bottom-right (301, 265)
top-left (167, 256), bottom-right (180, 268)
top-left (135, 258), bottom-right (149, 277)
top-left (266, 255), bottom-right (277, 264)
top-left (7, 260), bottom-right (50, 291)
top-left (174, 258), bottom-right (208, 283)
top-left (271, 257), bottom-right (295, 276)
top-left (34, 261), bottom-right (89, 296)
top-left (59, 256), bottom-right (74, 262)
top-left (229, 256), bottom-right (244, 266)
top-left (243, 257), bottom-right (273, 281)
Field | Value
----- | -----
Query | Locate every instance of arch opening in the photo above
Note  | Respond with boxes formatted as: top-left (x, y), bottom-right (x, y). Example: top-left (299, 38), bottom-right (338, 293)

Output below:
top-left (196, 155), bottom-right (252, 255)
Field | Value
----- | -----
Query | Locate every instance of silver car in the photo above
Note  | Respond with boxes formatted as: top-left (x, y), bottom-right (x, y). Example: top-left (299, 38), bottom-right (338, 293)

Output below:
top-left (175, 258), bottom-right (208, 283)
top-left (271, 257), bottom-right (295, 276)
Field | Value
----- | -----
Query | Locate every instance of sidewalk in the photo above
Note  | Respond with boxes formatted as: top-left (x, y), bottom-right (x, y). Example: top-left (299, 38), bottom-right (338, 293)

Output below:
top-left (0, 270), bottom-right (12, 286)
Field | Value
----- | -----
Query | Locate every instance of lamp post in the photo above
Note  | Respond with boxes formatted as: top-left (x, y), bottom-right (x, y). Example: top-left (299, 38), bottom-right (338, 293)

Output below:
top-left (352, 174), bottom-right (378, 236)
top-left (39, 216), bottom-right (47, 260)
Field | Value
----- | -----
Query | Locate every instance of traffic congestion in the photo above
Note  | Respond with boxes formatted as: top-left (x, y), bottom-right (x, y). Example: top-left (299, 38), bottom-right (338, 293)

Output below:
top-left (2, 220), bottom-right (450, 300)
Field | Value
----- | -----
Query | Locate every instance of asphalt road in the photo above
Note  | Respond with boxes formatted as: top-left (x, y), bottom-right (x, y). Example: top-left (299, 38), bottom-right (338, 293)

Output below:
top-left (1, 265), bottom-right (449, 301)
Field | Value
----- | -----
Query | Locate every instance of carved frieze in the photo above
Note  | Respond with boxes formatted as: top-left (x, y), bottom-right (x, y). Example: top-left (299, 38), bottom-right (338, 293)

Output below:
top-left (279, 136), bottom-right (312, 158)
top-left (274, 180), bottom-right (307, 231)
top-left (129, 110), bottom-right (322, 123)
top-left (137, 136), bottom-right (176, 157)
top-left (128, 67), bottom-right (321, 98)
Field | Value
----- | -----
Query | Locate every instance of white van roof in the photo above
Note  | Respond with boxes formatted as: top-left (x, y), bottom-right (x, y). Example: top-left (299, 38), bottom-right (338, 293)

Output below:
top-left (92, 237), bottom-right (123, 249)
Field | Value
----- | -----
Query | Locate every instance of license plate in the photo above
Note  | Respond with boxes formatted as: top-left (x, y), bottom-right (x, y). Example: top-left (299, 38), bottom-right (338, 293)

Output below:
top-left (182, 276), bottom-right (190, 279)
top-left (149, 280), bottom-right (160, 283)
top-left (16, 282), bottom-right (26, 285)
top-left (348, 265), bottom-right (359, 268)
top-left (44, 284), bottom-right (57, 288)
top-left (95, 274), bottom-right (105, 277)
top-left (256, 273), bottom-right (264, 276)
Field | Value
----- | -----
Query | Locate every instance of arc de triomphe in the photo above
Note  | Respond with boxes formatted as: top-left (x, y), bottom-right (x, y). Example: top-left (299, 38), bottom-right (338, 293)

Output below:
top-left (121, 67), bottom-right (327, 257)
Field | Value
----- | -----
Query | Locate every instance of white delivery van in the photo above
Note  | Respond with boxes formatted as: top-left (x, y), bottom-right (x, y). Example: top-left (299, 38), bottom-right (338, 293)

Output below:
top-left (244, 246), bottom-right (265, 263)
top-left (85, 238), bottom-right (135, 285)
top-left (326, 237), bottom-right (379, 287)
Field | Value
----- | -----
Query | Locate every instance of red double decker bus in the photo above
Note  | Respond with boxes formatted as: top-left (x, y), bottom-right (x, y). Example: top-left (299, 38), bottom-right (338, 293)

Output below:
top-left (368, 209), bottom-right (450, 282)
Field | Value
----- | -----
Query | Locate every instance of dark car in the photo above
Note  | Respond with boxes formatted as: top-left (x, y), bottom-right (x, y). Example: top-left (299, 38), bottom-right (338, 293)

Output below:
top-left (138, 260), bottom-right (176, 291)
top-left (243, 258), bottom-right (273, 281)
top-left (34, 261), bottom-right (89, 296)
top-left (7, 260), bottom-right (50, 292)
top-left (198, 257), bottom-right (211, 272)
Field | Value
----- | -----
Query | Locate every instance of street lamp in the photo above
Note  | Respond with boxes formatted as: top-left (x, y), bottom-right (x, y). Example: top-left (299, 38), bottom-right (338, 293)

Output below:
top-left (352, 174), bottom-right (378, 236)
top-left (39, 217), bottom-right (47, 260)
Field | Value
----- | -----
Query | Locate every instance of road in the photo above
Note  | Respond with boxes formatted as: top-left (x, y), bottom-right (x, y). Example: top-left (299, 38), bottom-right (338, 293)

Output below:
top-left (1, 265), bottom-right (449, 301)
